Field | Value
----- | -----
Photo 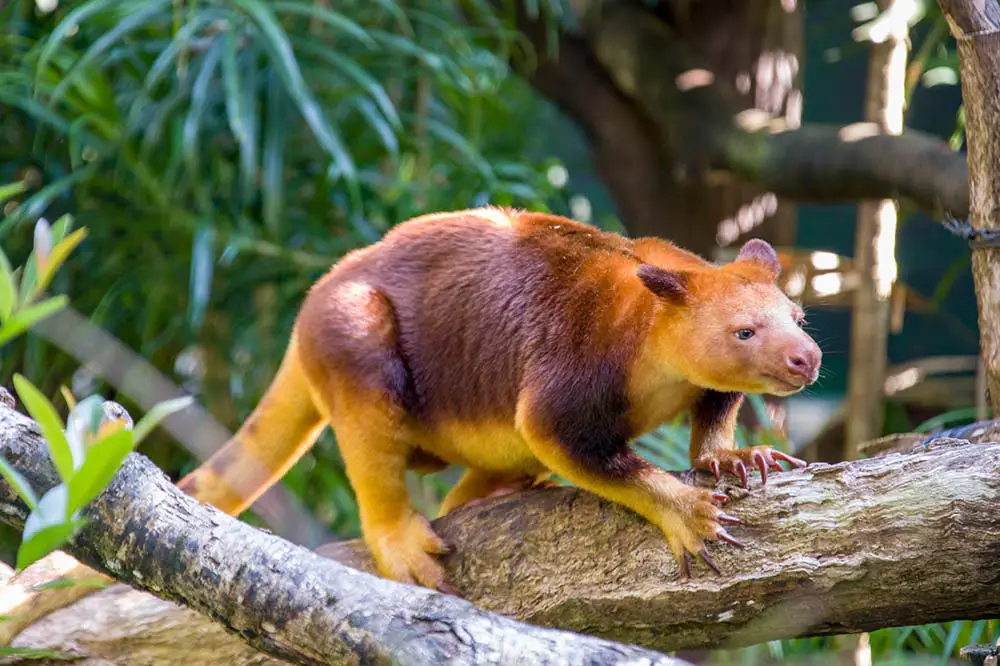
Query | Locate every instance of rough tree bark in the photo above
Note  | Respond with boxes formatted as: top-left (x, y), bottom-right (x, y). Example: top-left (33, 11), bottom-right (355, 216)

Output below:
top-left (937, 0), bottom-right (1000, 416)
top-left (4, 405), bottom-right (1000, 662)
top-left (0, 403), bottom-right (686, 666)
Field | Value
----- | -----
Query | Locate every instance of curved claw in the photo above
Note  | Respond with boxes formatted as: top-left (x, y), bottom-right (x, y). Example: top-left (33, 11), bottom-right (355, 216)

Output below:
top-left (753, 451), bottom-right (768, 486)
top-left (712, 491), bottom-right (730, 505)
top-left (680, 551), bottom-right (692, 579)
top-left (717, 512), bottom-right (742, 525)
top-left (717, 528), bottom-right (746, 548)
top-left (709, 459), bottom-right (721, 480)
top-left (734, 461), bottom-right (749, 488)
top-left (773, 450), bottom-right (807, 468)
top-left (768, 459), bottom-right (783, 472)
top-left (699, 547), bottom-right (721, 575)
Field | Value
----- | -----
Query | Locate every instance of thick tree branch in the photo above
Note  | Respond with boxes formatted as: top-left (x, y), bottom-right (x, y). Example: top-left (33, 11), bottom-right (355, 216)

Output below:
top-left (0, 404), bottom-right (685, 666)
top-left (5, 405), bottom-right (1000, 659)
top-left (562, 0), bottom-right (970, 219)
top-left (723, 122), bottom-right (969, 218)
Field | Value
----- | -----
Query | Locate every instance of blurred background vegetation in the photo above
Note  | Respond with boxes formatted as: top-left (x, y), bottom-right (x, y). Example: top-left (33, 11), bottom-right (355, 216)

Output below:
top-left (0, 0), bottom-right (989, 663)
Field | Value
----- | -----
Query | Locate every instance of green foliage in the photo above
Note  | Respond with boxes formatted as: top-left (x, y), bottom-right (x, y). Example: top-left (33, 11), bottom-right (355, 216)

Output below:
top-left (0, 0), bottom-right (575, 541)
top-left (6, 375), bottom-right (192, 570)
top-left (0, 211), bottom-right (193, 569)
top-left (0, 213), bottom-right (77, 347)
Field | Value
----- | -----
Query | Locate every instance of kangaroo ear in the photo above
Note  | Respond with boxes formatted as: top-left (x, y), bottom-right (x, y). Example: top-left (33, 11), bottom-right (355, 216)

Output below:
top-left (637, 265), bottom-right (688, 303)
top-left (736, 238), bottom-right (781, 278)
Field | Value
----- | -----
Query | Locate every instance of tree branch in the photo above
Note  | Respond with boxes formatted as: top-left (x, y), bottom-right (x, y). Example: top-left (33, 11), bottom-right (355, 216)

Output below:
top-left (0, 403), bottom-right (686, 666)
top-left (563, 0), bottom-right (970, 218)
top-left (5, 404), bottom-right (1000, 659)
top-left (722, 122), bottom-right (969, 218)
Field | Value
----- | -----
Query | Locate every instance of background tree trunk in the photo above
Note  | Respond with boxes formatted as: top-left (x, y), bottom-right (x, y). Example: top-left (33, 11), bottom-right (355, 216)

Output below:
top-left (937, 1), bottom-right (1000, 415)
top-left (845, 0), bottom-right (910, 458)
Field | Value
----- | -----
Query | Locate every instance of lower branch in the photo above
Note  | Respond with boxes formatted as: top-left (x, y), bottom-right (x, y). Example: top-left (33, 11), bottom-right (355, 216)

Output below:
top-left (720, 122), bottom-right (969, 219)
top-left (0, 404), bottom-right (684, 666)
top-left (3, 404), bottom-right (1000, 657)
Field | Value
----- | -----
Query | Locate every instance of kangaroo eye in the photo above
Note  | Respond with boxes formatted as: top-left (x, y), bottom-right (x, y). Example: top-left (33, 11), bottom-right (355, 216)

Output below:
top-left (735, 328), bottom-right (755, 341)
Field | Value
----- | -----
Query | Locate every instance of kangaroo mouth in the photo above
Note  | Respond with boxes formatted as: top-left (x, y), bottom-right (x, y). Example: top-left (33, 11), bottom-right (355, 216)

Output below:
top-left (763, 374), bottom-right (808, 396)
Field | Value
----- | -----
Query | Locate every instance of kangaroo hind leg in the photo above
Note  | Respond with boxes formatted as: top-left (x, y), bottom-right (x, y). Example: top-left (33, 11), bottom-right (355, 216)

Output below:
top-left (298, 280), bottom-right (452, 592)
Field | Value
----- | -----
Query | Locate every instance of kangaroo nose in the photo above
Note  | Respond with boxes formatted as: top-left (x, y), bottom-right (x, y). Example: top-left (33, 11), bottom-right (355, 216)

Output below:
top-left (787, 344), bottom-right (821, 379)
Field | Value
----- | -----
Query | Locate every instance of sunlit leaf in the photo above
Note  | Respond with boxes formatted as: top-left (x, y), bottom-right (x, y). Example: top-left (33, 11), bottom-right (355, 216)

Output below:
top-left (0, 647), bottom-right (79, 659)
top-left (0, 247), bottom-right (16, 321)
top-left (0, 455), bottom-right (39, 511)
top-left (0, 295), bottom-right (68, 347)
top-left (66, 428), bottom-right (133, 515)
top-left (65, 395), bottom-right (106, 469)
top-left (33, 218), bottom-right (52, 272)
top-left (18, 214), bottom-right (74, 305)
top-left (131, 395), bottom-right (194, 446)
top-left (59, 386), bottom-right (77, 411)
top-left (12, 374), bottom-right (74, 481)
top-left (17, 516), bottom-right (85, 570)
top-left (34, 228), bottom-right (87, 300)
top-left (0, 181), bottom-right (26, 204)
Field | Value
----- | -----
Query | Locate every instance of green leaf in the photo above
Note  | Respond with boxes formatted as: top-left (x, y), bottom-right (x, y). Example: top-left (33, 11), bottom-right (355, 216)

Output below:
top-left (0, 647), bottom-right (79, 659)
top-left (0, 164), bottom-right (99, 241)
top-left (0, 455), bottom-right (38, 511)
top-left (33, 227), bottom-right (86, 300)
top-left (220, 30), bottom-right (258, 201)
top-left (187, 224), bottom-right (215, 329)
top-left (17, 214), bottom-right (74, 306)
top-left (17, 517), bottom-right (85, 570)
top-left (0, 295), bottom-right (69, 347)
top-left (34, 0), bottom-right (119, 92)
top-left (296, 39), bottom-right (400, 128)
top-left (182, 38), bottom-right (224, 211)
top-left (30, 576), bottom-right (109, 591)
top-left (270, 1), bottom-right (375, 47)
top-left (12, 374), bottom-right (74, 482)
top-left (0, 91), bottom-right (76, 138)
top-left (236, 0), bottom-right (355, 181)
top-left (66, 428), bottom-right (133, 515)
top-left (48, 0), bottom-right (171, 109)
top-left (262, 78), bottom-right (288, 234)
top-left (64, 395), bottom-right (106, 470)
top-left (0, 247), bottom-right (16, 321)
top-left (132, 395), bottom-right (194, 446)
top-left (0, 181), bottom-right (26, 204)
top-left (416, 114), bottom-right (495, 182)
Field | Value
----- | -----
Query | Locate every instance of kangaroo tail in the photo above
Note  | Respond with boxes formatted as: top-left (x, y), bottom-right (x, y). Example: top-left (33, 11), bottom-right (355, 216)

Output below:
top-left (177, 336), bottom-right (325, 515)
